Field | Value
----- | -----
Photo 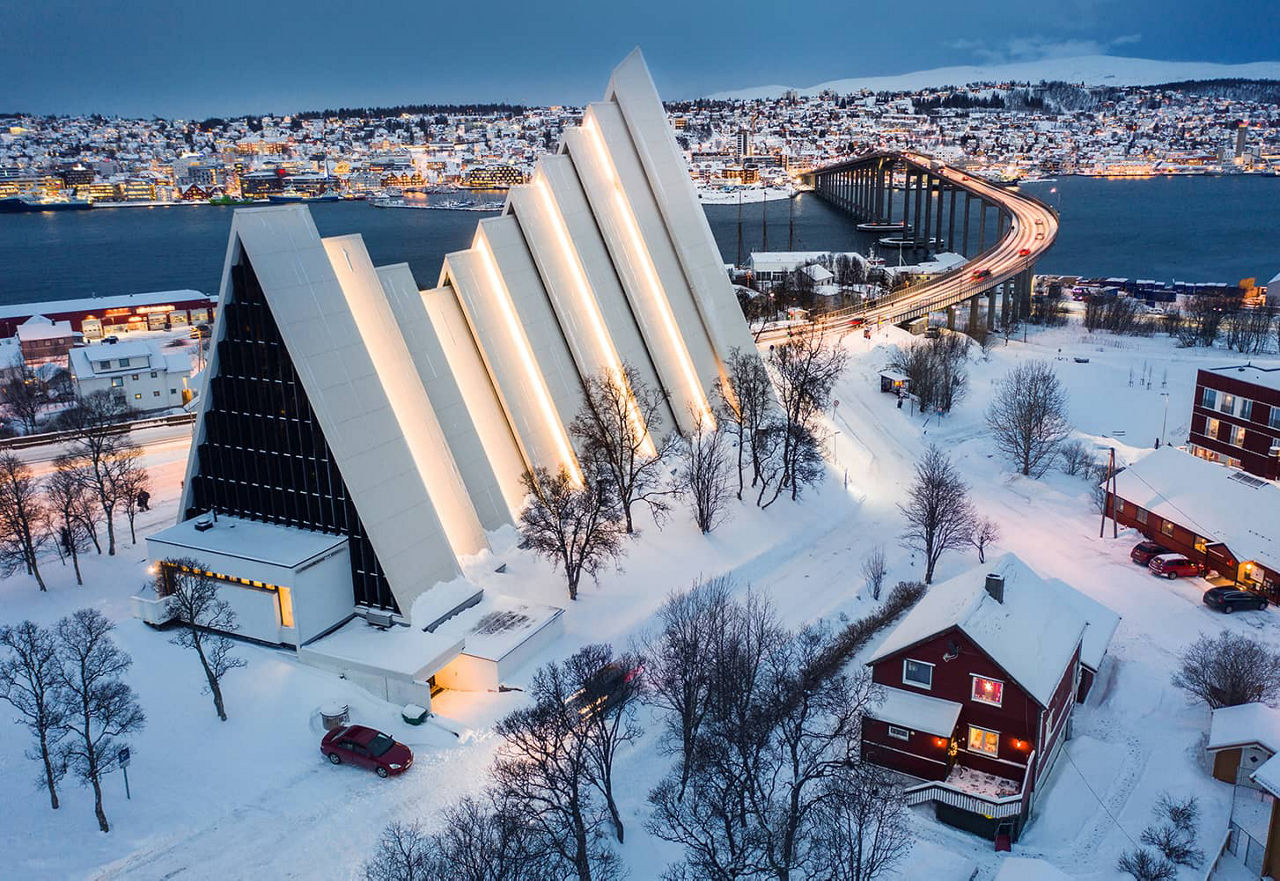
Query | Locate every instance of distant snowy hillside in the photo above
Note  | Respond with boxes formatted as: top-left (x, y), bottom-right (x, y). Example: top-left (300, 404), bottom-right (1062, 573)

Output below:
top-left (709, 55), bottom-right (1280, 99)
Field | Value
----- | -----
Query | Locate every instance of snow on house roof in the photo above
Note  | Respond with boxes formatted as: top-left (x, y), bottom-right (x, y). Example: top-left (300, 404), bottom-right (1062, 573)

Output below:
top-left (868, 686), bottom-right (962, 738)
top-left (1208, 703), bottom-right (1280, 753)
top-left (746, 251), bottom-right (867, 273)
top-left (869, 554), bottom-right (1118, 706)
top-left (1253, 754), bottom-right (1280, 798)
top-left (1204, 363), bottom-right (1280, 395)
top-left (16, 317), bottom-right (76, 341)
top-left (1112, 446), bottom-right (1280, 573)
top-left (0, 290), bottom-right (211, 322)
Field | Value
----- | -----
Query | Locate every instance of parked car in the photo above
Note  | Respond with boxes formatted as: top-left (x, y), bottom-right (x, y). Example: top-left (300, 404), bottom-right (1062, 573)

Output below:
top-left (565, 661), bottom-right (644, 719)
top-left (321, 725), bottom-right (413, 778)
top-left (1203, 587), bottom-right (1269, 614)
top-left (1130, 540), bottom-right (1170, 565)
top-left (1148, 553), bottom-right (1203, 579)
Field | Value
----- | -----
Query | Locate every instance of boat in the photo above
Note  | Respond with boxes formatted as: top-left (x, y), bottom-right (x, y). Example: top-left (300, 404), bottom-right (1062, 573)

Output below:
top-left (879, 235), bottom-right (942, 248)
top-left (857, 220), bottom-right (911, 233)
top-left (0, 195), bottom-right (95, 213)
top-left (207, 195), bottom-right (260, 206)
top-left (267, 191), bottom-right (341, 204)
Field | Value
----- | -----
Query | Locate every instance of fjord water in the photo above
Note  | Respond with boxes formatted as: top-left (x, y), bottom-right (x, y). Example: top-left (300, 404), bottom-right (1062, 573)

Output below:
top-left (1, 176), bottom-right (1278, 305)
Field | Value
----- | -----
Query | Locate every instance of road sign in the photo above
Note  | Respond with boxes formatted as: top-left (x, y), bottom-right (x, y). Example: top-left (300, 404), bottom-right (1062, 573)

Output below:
top-left (117, 747), bottom-right (130, 768)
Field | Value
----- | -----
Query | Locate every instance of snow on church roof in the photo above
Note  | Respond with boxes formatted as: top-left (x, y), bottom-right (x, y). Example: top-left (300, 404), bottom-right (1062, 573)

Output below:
top-left (869, 554), bottom-right (1119, 706)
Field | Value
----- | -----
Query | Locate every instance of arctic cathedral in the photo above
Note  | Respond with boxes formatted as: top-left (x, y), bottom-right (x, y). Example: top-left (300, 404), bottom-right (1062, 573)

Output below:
top-left (141, 50), bottom-right (758, 705)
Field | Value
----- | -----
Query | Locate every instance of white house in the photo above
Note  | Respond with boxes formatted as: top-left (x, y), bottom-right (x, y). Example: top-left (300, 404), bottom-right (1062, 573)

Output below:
top-left (68, 340), bottom-right (194, 412)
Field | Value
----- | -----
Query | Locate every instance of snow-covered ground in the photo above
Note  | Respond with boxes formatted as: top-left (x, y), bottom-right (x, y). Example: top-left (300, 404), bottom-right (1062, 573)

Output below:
top-left (3, 315), bottom-right (1277, 880)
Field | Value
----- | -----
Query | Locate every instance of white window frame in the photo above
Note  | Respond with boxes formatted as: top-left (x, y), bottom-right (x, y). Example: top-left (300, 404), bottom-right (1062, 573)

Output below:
top-left (902, 659), bottom-right (934, 690)
top-left (967, 725), bottom-right (1000, 757)
top-left (887, 725), bottom-right (910, 741)
top-left (1202, 387), bottom-right (1216, 409)
top-left (971, 674), bottom-right (1005, 707)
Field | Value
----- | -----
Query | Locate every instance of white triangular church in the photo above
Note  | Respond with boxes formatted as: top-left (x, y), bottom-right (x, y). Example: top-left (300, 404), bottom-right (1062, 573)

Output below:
top-left (141, 50), bottom-right (756, 706)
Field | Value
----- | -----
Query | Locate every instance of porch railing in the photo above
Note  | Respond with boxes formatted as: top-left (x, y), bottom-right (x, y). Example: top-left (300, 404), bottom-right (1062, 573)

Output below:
top-left (903, 779), bottom-right (1025, 819)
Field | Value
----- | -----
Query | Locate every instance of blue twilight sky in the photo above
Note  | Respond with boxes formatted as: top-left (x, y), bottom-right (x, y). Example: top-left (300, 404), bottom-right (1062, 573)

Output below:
top-left (2, 0), bottom-right (1278, 118)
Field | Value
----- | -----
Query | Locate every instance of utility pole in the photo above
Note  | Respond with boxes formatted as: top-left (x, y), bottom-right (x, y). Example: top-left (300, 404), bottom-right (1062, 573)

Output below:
top-left (788, 193), bottom-right (794, 251)
top-left (736, 189), bottom-right (743, 267)
top-left (761, 190), bottom-right (768, 253)
top-left (1160, 392), bottom-right (1169, 447)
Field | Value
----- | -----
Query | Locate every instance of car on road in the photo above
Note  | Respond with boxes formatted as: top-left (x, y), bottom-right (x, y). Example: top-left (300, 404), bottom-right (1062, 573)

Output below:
top-left (971, 268), bottom-right (992, 281)
top-left (321, 725), bottom-right (413, 778)
top-left (1148, 553), bottom-right (1204, 579)
top-left (1018, 247), bottom-right (1031, 256)
top-left (1203, 586), bottom-right (1269, 614)
top-left (1130, 540), bottom-right (1170, 565)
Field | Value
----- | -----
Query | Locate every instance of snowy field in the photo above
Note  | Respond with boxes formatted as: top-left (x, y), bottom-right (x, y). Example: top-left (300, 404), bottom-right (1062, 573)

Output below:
top-left (3, 315), bottom-right (1278, 880)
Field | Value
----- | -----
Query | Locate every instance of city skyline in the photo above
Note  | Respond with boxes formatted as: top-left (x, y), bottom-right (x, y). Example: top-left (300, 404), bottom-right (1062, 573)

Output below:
top-left (4, 0), bottom-right (1279, 117)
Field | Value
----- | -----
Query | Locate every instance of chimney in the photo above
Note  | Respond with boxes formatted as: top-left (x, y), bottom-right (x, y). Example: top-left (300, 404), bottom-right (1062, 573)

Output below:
top-left (985, 573), bottom-right (1005, 604)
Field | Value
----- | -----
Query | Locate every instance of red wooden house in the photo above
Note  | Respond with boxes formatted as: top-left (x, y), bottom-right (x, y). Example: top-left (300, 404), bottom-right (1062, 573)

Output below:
top-left (862, 554), bottom-right (1119, 840)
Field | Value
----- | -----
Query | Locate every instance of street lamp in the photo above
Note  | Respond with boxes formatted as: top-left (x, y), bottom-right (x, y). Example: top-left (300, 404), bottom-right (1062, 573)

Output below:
top-left (1160, 392), bottom-right (1169, 448)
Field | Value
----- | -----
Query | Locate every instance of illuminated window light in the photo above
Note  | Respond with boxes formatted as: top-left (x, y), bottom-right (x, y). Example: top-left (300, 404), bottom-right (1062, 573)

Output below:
top-left (533, 173), bottom-right (654, 457)
top-left (581, 114), bottom-right (711, 426)
top-left (474, 234), bottom-right (581, 483)
top-left (278, 586), bottom-right (295, 628)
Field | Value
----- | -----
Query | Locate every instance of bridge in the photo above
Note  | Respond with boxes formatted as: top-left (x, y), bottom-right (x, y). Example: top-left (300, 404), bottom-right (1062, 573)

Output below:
top-left (767, 151), bottom-right (1058, 340)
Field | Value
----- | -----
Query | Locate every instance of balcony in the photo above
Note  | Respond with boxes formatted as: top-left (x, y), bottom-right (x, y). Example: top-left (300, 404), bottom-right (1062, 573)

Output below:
top-left (903, 753), bottom-right (1035, 821)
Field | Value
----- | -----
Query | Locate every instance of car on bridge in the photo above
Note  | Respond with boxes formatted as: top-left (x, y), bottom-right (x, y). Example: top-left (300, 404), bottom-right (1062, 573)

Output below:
top-left (971, 268), bottom-right (992, 281)
top-left (1018, 248), bottom-right (1031, 257)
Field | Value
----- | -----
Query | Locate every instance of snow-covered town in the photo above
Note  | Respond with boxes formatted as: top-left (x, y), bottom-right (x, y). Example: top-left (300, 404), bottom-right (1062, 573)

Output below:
top-left (5, 14), bottom-right (1280, 881)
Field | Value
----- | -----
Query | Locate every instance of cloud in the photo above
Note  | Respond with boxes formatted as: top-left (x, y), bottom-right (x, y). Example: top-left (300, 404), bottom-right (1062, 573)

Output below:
top-left (949, 34), bottom-right (1143, 65)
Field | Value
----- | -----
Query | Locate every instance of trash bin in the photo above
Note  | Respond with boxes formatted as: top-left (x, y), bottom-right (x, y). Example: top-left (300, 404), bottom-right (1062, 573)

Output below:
top-left (320, 702), bottom-right (349, 730)
top-left (402, 704), bottom-right (429, 726)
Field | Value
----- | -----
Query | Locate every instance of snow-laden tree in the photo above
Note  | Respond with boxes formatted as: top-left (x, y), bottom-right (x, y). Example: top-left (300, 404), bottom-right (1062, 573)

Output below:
top-left (715, 347), bottom-right (777, 500)
top-left (764, 330), bottom-right (846, 505)
top-left (0, 621), bottom-right (65, 809)
top-left (54, 391), bottom-right (138, 556)
top-left (518, 462), bottom-right (630, 601)
top-left (985, 360), bottom-right (1071, 478)
top-left (899, 445), bottom-right (975, 584)
top-left (53, 609), bottom-right (145, 833)
top-left (570, 364), bottom-right (679, 534)
top-left (159, 559), bottom-right (247, 721)
top-left (0, 453), bottom-right (50, 590)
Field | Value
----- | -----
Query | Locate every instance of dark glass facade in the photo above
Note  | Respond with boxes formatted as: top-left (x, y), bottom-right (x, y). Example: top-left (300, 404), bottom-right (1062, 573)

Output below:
top-left (187, 254), bottom-right (398, 612)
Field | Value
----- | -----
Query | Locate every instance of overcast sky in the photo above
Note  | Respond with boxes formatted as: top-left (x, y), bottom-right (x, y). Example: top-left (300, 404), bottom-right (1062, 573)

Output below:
top-left (3, 0), bottom-right (1278, 117)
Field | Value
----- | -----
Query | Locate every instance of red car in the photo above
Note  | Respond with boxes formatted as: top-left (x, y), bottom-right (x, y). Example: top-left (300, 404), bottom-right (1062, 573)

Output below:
top-left (1018, 247), bottom-right (1031, 257)
top-left (1148, 554), bottom-right (1203, 579)
top-left (1130, 540), bottom-right (1170, 565)
top-left (321, 725), bottom-right (413, 778)
top-left (971, 268), bottom-right (991, 281)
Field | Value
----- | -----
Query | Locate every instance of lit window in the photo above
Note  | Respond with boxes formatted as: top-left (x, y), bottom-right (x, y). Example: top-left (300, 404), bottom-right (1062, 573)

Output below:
top-left (133, 393), bottom-right (142, 400)
top-left (1207, 417), bottom-right (1220, 439)
top-left (1231, 425), bottom-right (1246, 447)
top-left (968, 726), bottom-right (999, 757)
top-left (131, 374), bottom-right (139, 381)
top-left (972, 676), bottom-right (1004, 706)
top-left (1160, 520), bottom-right (1175, 537)
top-left (1194, 535), bottom-right (1207, 553)
top-left (903, 659), bottom-right (933, 689)
top-left (888, 725), bottom-right (910, 741)
top-left (111, 377), bottom-right (123, 388)
top-left (278, 586), bottom-right (294, 628)
top-left (1221, 393), bottom-right (1236, 414)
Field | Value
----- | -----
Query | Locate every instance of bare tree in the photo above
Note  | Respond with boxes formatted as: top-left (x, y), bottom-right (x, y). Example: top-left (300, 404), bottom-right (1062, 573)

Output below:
top-left (518, 463), bottom-right (630, 601)
top-left (1058, 438), bottom-right (1094, 476)
top-left (362, 820), bottom-right (436, 881)
top-left (0, 453), bottom-right (50, 590)
top-left (159, 559), bottom-right (247, 721)
top-left (766, 330), bottom-right (846, 504)
top-left (493, 660), bottom-right (619, 881)
top-left (715, 348), bottom-right (777, 500)
top-left (1171, 631), bottom-right (1280, 709)
top-left (968, 517), bottom-right (1001, 563)
top-left (2, 367), bottom-right (48, 435)
top-left (46, 462), bottom-right (91, 585)
top-left (108, 448), bottom-right (149, 546)
top-left (571, 364), bottom-right (679, 533)
top-left (647, 577), bottom-right (732, 799)
top-left (564, 643), bottom-right (643, 843)
top-left (986, 361), bottom-right (1071, 477)
top-left (861, 546), bottom-right (887, 600)
top-left (680, 410), bottom-right (733, 534)
top-left (426, 794), bottom-right (552, 881)
top-left (0, 621), bottom-right (66, 809)
top-left (1117, 849), bottom-right (1177, 881)
top-left (812, 763), bottom-right (913, 881)
top-left (885, 334), bottom-right (970, 415)
top-left (899, 445), bottom-right (975, 584)
top-left (55, 391), bottom-right (137, 556)
top-left (54, 609), bottom-right (145, 833)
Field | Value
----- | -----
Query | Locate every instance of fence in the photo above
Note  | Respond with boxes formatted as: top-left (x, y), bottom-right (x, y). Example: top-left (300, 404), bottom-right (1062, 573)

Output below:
top-left (0, 412), bottom-right (196, 451)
